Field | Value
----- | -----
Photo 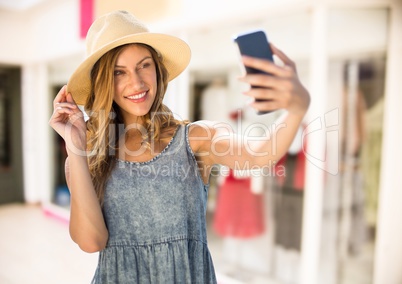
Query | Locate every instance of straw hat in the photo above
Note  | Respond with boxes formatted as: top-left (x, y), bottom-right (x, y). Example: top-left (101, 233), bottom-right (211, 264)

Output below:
top-left (67, 10), bottom-right (191, 105)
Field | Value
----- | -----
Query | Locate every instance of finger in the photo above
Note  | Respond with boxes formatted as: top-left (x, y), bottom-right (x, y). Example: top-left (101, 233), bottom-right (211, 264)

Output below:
top-left (240, 73), bottom-right (274, 89)
top-left (243, 87), bottom-right (278, 101)
top-left (63, 93), bottom-right (79, 111)
top-left (49, 110), bottom-right (69, 130)
top-left (55, 92), bottom-right (77, 109)
top-left (241, 56), bottom-right (290, 78)
top-left (52, 107), bottom-right (74, 121)
top-left (53, 85), bottom-right (68, 107)
top-left (68, 108), bottom-right (85, 124)
top-left (66, 94), bottom-right (86, 120)
top-left (240, 73), bottom-right (291, 90)
top-left (66, 92), bottom-right (77, 104)
top-left (55, 102), bottom-right (77, 113)
top-left (270, 43), bottom-right (296, 71)
top-left (249, 99), bottom-right (281, 113)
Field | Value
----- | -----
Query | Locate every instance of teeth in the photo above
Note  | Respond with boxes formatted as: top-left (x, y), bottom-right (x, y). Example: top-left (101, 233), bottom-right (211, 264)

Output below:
top-left (126, 92), bottom-right (146, 100)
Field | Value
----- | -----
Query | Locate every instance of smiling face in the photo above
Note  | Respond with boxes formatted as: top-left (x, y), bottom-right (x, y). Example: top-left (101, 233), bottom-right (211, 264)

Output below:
top-left (113, 44), bottom-right (158, 124)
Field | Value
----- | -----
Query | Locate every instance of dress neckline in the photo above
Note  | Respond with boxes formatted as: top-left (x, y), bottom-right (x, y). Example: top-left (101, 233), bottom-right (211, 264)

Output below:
top-left (115, 124), bottom-right (181, 165)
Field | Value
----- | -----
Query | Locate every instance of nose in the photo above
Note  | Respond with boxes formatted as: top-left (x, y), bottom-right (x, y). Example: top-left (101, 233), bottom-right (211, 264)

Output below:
top-left (129, 71), bottom-right (144, 89)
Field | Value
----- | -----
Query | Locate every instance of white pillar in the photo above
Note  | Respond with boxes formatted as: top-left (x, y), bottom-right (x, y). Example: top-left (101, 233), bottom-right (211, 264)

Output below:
top-left (300, 4), bottom-right (328, 284)
top-left (164, 31), bottom-right (191, 121)
top-left (167, 68), bottom-right (190, 121)
top-left (22, 63), bottom-right (54, 204)
top-left (374, 1), bottom-right (402, 284)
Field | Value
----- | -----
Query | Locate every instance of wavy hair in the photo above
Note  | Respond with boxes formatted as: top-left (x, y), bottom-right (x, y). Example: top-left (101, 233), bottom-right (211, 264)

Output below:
top-left (84, 43), bottom-right (186, 204)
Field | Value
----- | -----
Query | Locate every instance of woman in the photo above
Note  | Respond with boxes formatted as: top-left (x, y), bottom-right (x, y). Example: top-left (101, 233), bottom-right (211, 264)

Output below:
top-left (49, 10), bottom-right (310, 284)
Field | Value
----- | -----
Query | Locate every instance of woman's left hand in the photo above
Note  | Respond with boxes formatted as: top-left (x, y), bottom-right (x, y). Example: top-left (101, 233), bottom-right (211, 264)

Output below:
top-left (239, 43), bottom-right (310, 116)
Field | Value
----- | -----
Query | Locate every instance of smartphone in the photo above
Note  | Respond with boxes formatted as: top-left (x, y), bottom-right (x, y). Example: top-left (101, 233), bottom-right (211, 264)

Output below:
top-left (233, 30), bottom-right (274, 114)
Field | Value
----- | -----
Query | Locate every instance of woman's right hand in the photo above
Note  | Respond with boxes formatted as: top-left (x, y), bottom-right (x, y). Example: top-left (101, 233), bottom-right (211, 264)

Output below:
top-left (49, 85), bottom-right (87, 156)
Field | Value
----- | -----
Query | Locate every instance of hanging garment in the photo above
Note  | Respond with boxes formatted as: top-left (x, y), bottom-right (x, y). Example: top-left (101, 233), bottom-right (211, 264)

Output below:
top-left (213, 170), bottom-right (265, 238)
top-left (273, 151), bottom-right (306, 251)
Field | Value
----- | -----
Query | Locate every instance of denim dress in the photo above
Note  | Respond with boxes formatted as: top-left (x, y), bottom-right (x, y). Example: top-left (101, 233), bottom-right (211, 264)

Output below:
top-left (91, 124), bottom-right (217, 283)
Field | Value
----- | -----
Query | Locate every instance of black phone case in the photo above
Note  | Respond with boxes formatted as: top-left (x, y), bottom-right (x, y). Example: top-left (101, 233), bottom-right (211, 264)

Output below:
top-left (234, 30), bottom-right (274, 114)
top-left (233, 30), bottom-right (274, 74)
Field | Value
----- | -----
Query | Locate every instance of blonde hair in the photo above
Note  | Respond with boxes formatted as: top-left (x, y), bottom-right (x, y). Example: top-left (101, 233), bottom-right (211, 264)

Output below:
top-left (85, 43), bottom-right (186, 204)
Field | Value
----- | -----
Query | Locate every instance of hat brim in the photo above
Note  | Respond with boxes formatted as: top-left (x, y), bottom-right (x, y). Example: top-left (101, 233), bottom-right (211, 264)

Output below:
top-left (67, 33), bottom-right (191, 105)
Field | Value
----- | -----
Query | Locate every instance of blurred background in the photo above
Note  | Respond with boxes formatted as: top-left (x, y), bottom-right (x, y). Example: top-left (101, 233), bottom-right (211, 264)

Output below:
top-left (0, 0), bottom-right (401, 283)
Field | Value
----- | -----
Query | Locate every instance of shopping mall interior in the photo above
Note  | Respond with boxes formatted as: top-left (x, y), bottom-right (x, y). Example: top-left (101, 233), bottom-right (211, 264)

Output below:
top-left (0, 0), bottom-right (401, 283)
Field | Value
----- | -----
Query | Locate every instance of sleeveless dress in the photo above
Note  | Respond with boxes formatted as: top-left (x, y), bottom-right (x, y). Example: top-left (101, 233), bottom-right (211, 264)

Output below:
top-left (91, 124), bottom-right (217, 283)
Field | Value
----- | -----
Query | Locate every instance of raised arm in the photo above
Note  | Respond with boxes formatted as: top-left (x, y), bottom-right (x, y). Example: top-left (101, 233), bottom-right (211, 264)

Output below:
top-left (189, 44), bottom-right (310, 174)
top-left (49, 86), bottom-right (108, 253)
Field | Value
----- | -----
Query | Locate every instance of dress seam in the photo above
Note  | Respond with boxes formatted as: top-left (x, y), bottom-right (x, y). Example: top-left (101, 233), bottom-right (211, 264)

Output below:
top-left (185, 123), bottom-right (210, 188)
top-left (106, 235), bottom-right (208, 248)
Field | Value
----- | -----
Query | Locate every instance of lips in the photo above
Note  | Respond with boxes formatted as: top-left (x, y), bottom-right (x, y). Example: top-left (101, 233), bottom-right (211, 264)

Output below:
top-left (124, 91), bottom-right (147, 102)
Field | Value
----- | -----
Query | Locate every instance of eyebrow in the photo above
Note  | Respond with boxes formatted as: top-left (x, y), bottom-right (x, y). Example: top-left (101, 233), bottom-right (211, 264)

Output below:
top-left (115, 56), bottom-right (153, 68)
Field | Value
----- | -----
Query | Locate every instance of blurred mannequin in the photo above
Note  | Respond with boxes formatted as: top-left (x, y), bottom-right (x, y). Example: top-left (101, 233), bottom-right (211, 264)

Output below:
top-left (212, 109), bottom-right (271, 280)
top-left (213, 110), bottom-right (265, 239)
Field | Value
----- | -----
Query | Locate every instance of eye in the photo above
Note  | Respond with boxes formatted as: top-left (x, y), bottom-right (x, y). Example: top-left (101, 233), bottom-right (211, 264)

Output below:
top-left (138, 63), bottom-right (149, 70)
top-left (114, 70), bottom-right (124, 76)
top-left (138, 60), bottom-right (154, 70)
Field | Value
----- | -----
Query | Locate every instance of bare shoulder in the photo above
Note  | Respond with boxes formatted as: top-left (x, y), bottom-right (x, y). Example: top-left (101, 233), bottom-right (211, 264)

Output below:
top-left (187, 120), bottom-right (233, 154)
top-left (188, 120), bottom-right (215, 134)
top-left (187, 120), bottom-right (214, 153)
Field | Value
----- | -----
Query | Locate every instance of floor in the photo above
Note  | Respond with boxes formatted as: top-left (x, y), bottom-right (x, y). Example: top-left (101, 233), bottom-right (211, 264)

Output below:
top-left (0, 203), bottom-right (373, 284)
top-left (0, 203), bottom-right (273, 284)
top-left (0, 203), bottom-right (98, 284)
